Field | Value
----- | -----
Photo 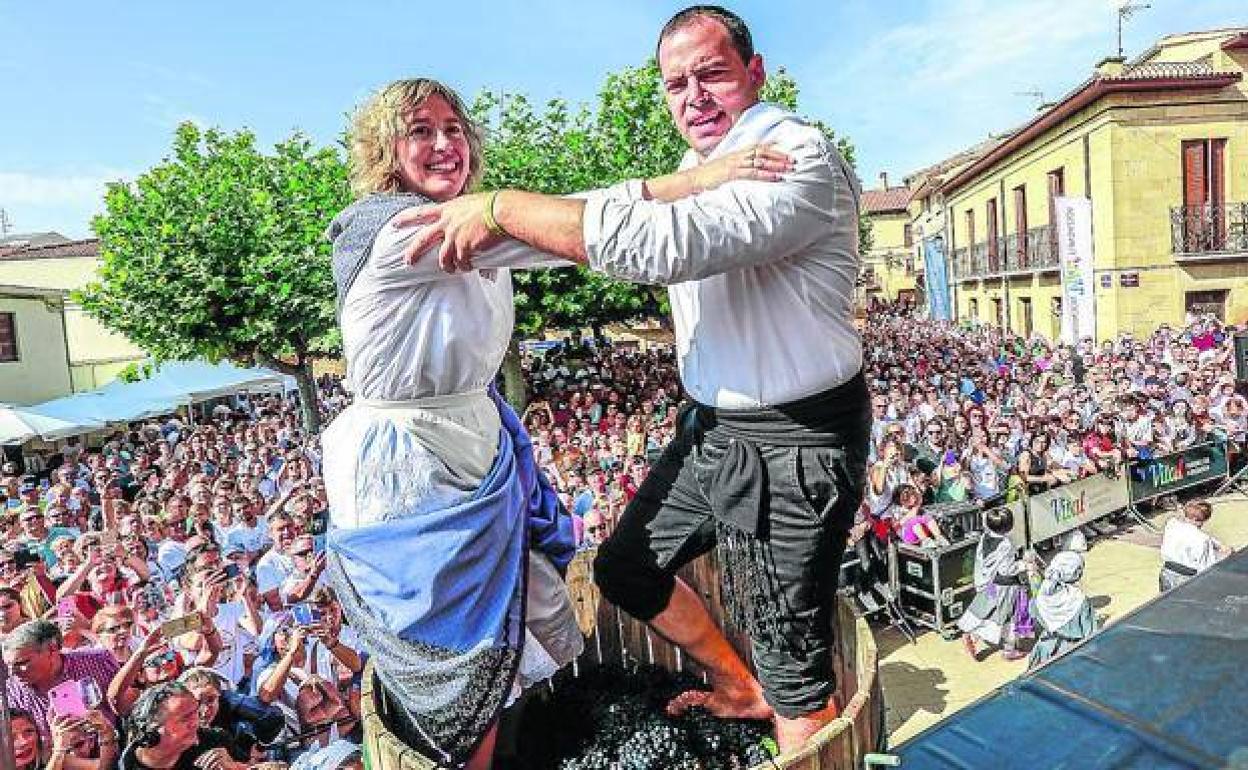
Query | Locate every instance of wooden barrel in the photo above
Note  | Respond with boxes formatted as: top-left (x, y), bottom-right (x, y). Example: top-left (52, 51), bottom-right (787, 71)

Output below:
top-left (363, 549), bottom-right (883, 770)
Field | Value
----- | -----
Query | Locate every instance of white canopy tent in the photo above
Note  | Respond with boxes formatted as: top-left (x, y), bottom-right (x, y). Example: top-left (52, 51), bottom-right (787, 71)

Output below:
top-left (3, 360), bottom-right (294, 444)
top-left (0, 407), bottom-right (105, 445)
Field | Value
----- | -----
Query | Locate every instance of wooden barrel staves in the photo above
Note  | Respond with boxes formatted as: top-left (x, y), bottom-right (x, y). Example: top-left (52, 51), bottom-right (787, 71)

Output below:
top-left (362, 548), bottom-right (883, 769)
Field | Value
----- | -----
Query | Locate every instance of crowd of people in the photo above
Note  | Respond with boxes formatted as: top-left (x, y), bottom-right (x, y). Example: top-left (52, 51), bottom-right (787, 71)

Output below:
top-left (1, 377), bottom-right (361, 770)
top-left (521, 310), bottom-right (1246, 555)
top-left (1, 309), bottom-right (1243, 769)
top-left (856, 307), bottom-right (1245, 541)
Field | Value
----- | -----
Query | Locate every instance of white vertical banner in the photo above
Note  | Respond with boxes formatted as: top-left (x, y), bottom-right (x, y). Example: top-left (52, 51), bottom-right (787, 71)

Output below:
top-left (1055, 196), bottom-right (1095, 345)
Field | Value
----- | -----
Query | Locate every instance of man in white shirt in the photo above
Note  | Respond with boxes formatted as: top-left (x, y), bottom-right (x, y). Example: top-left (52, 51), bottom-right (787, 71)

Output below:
top-left (255, 513), bottom-right (301, 611)
top-left (390, 6), bottom-right (868, 751)
top-left (224, 497), bottom-right (270, 565)
top-left (1159, 499), bottom-right (1231, 591)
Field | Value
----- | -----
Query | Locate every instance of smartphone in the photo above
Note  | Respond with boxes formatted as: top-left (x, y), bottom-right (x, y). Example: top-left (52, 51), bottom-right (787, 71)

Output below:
top-left (81, 679), bottom-right (103, 710)
top-left (223, 563), bottom-right (242, 580)
top-left (307, 508), bottom-right (329, 537)
top-left (291, 603), bottom-right (321, 626)
top-left (48, 680), bottom-right (89, 718)
top-left (160, 614), bottom-right (203, 638)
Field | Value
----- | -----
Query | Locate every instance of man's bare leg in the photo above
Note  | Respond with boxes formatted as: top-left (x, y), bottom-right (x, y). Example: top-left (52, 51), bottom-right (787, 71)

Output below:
top-left (649, 578), bottom-right (773, 721)
top-left (465, 724), bottom-right (498, 770)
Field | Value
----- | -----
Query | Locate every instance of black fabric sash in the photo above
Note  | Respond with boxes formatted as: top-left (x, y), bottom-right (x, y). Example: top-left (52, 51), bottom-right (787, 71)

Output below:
top-left (687, 371), bottom-right (870, 537)
top-left (1163, 560), bottom-right (1199, 577)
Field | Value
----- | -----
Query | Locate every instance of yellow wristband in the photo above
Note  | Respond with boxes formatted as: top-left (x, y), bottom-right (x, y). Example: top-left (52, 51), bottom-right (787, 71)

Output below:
top-left (482, 190), bottom-right (506, 237)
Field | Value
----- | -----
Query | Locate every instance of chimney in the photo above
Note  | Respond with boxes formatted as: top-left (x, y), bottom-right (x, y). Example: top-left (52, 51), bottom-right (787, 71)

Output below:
top-left (1095, 55), bottom-right (1126, 78)
top-left (879, 171), bottom-right (889, 190)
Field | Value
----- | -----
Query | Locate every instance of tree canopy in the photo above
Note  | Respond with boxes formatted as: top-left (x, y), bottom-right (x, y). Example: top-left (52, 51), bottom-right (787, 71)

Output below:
top-left (78, 124), bottom-right (349, 431)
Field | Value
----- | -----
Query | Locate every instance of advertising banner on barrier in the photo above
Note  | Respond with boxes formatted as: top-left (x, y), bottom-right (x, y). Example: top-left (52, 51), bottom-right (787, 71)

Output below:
top-left (1027, 472), bottom-right (1130, 544)
top-left (1128, 442), bottom-right (1229, 503)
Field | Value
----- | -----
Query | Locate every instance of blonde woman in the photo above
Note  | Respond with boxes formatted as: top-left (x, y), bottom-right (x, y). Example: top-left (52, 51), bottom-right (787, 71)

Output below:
top-left (322, 78), bottom-right (787, 769)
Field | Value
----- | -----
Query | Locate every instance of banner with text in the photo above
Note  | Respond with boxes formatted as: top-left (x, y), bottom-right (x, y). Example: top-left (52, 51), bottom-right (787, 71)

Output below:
top-left (923, 236), bottom-right (952, 321)
top-left (1027, 472), bottom-right (1130, 544)
top-left (1128, 441), bottom-right (1229, 504)
top-left (1055, 196), bottom-right (1096, 345)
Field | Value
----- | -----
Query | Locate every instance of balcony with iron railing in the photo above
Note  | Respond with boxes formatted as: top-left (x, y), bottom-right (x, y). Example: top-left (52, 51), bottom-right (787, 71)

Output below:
top-left (951, 224), bottom-right (1059, 280)
top-left (1171, 203), bottom-right (1248, 260)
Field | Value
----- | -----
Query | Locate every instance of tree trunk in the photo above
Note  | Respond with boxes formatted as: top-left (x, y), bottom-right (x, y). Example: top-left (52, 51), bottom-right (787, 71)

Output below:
top-left (501, 338), bottom-right (528, 414)
top-left (293, 361), bottom-right (321, 434)
top-left (254, 350), bottom-right (321, 434)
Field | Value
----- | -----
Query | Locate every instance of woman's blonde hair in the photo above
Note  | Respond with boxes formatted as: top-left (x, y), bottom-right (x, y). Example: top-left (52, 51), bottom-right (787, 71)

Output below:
top-left (347, 78), bottom-right (483, 198)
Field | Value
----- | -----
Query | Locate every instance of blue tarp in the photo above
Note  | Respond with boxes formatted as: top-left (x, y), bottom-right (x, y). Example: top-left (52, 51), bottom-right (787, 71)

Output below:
top-left (896, 548), bottom-right (1248, 769)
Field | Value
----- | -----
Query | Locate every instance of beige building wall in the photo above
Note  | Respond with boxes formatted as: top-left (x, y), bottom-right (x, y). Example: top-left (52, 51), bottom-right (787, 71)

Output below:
top-left (0, 294), bottom-right (73, 404)
top-left (947, 29), bottom-right (1248, 340)
top-left (864, 212), bottom-right (916, 300)
top-left (0, 256), bottom-right (145, 389)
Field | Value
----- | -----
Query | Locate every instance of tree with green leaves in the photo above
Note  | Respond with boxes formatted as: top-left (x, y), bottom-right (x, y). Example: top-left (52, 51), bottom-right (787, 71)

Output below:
top-left (78, 124), bottom-right (349, 432)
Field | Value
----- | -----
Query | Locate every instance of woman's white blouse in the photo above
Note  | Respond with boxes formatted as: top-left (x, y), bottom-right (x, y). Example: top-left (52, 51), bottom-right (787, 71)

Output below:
top-left (340, 220), bottom-right (567, 401)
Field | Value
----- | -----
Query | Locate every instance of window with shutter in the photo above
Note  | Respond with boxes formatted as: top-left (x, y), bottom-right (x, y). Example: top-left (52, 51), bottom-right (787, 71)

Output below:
top-left (0, 313), bottom-right (18, 363)
top-left (986, 198), bottom-right (999, 270)
top-left (1013, 185), bottom-right (1028, 268)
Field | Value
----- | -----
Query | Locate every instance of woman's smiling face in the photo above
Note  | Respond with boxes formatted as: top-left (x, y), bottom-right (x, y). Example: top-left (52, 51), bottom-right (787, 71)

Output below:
top-left (393, 94), bottom-right (471, 202)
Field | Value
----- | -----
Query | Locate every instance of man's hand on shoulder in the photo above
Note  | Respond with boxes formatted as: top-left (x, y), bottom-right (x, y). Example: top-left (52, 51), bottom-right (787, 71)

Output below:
top-left (393, 193), bottom-right (504, 273)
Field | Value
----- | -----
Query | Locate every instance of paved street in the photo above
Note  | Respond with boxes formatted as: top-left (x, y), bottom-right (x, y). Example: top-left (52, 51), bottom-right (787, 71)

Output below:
top-left (879, 491), bottom-right (1248, 746)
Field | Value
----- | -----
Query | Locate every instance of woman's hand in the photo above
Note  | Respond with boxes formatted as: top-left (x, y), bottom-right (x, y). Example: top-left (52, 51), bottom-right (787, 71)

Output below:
top-left (686, 143), bottom-right (794, 192)
top-left (49, 713), bottom-right (86, 754)
top-left (286, 625), bottom-right (309, 656)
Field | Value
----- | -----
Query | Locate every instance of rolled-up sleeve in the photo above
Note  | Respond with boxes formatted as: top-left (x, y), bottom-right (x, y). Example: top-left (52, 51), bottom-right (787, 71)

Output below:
top-left (582, 140), bottom-right (849, 285)
top-left (365, 220), bottom-right (573, 290)
top-left (367, 180), bottom-right (647, 289)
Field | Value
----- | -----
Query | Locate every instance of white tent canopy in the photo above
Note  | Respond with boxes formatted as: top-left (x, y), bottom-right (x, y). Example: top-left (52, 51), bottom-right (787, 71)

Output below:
top-left (3, 360), bottom-right (294, 444)
top-left (0, 407), bottom-right (106, 445)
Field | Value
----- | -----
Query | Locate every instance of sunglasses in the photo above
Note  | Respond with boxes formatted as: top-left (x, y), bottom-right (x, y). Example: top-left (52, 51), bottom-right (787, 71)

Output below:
top-left (291, 549), bottom-right (314, 559)
top-left (144, 650), bottom-right (178, 668)
top-left (99, 623), bottom-right (133, 635)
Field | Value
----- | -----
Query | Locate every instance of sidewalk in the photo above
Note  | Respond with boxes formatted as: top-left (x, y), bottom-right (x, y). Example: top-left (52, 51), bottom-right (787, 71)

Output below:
top-left (878, 492), bottom-right (1248, 746)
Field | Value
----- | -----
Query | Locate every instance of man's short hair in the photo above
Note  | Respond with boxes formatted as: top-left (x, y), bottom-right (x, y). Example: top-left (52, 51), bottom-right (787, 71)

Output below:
top-left (179, 666), bottom-right (228, 691)
top-left (1184, 500), bottom-right (1213, 524)
top-left (657, 5), bottom-right (754, 65)
top-left (2, 618), bottom-right (62, 654)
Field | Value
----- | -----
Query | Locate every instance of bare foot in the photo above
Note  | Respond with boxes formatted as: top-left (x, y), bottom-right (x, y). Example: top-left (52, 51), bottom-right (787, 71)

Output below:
top-left (665, 682), bottom-right (774, 721)
top-left (962, 633), bottom-right (978, 660)
top-left (776, 700), bottom-right (840, 754)
top-left (1001, 648), bottom-right (1027, 662)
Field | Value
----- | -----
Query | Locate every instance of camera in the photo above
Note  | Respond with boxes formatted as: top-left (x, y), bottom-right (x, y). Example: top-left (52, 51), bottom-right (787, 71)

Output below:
top-left (13, 546), bottom-right (42, 570)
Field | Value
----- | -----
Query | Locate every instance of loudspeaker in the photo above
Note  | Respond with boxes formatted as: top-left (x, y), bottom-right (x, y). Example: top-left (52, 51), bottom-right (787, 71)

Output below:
top-left (1235, 332), bottom-right (1248, 384)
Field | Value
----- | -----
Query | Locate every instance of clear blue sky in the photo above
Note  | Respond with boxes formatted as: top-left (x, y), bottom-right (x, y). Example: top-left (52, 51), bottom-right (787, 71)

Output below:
top-left (1, 0), bottom-right (1242, 238)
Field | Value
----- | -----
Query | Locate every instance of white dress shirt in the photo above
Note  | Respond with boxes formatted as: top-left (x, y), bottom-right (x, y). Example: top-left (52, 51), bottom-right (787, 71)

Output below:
top-left (580, 102), bottom-right (863, 408)
top-left (1160, 517), bottom-right (1224, 572)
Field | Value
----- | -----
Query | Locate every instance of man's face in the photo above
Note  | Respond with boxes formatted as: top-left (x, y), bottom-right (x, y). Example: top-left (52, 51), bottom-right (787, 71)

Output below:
top-left (4, 642), bottom-right (59, 688)
top-left (20, 512), bottom-right (45, 539)
top-left (658, 17), bottom-right (764, 157)
top-left (186, 681), bottom-right (221, 726)
top-left (157, 693), bottom-right (201, 752)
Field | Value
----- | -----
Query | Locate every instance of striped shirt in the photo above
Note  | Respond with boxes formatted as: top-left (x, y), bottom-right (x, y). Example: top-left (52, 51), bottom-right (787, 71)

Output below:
top-left (6, 647), bottom-right (119, 741)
